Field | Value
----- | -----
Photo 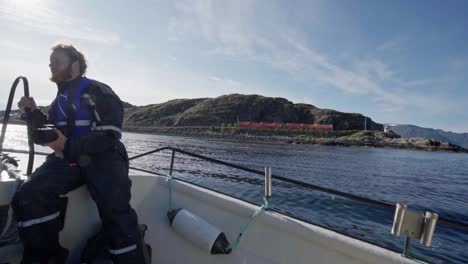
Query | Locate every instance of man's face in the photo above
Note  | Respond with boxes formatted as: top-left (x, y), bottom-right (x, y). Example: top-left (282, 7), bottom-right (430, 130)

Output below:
top-left (49, 50), bottom-right (72, 83)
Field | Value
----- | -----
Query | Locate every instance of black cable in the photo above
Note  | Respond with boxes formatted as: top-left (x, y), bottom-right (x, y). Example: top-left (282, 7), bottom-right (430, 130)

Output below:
top-left (129, 146), bottom-right (468, 231)
top-left (438, 217), bottom-right (468, 231)
top-left (128, 147), bottom-right (170, 161)
top-left (153, 148), bottom-right (395, 209)
top-left (0, 76), bottom-right (34, 176)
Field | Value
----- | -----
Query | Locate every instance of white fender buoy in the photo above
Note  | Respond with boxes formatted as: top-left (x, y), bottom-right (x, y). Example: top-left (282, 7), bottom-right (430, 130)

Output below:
top-left (167, 209), bottom-right (231, 254)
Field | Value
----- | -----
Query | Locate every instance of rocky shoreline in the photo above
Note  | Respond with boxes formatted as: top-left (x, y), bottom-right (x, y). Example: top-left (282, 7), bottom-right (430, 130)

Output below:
top-left (3, 119), bottom-right (466, 152)
top-left (124, 126), bottom-right (468, 153)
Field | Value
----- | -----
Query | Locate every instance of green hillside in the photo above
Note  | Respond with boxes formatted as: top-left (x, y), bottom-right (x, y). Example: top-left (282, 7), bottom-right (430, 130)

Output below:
top-left (124, 94), bottom-right (383, 130)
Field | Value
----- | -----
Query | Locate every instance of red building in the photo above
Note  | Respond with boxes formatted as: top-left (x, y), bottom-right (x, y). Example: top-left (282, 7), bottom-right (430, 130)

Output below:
top-left (238, 122), bottom-right (333, 132)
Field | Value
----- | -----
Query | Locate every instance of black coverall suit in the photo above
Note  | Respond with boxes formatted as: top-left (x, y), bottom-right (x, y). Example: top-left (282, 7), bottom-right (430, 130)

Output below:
top-left (11, 77), bottom-right (145, 263)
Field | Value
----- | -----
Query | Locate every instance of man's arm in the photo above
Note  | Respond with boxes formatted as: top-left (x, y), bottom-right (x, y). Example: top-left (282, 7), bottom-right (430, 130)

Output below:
top-left (18, 96), bottom-right (48, 130)
top-left (24, 109), bottom-right (48, 130)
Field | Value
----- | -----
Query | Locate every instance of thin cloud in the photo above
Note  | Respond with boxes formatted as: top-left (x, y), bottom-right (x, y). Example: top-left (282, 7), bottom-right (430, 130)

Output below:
top-left (208, 75), bottom-right (261, 95)
top-left (94, 60), bottom-right (266, 106)
top-left (353, 59), bottom-right (396, 81)
top-left (0, 3), bottom-right (119, 45)
top-left (0, 40), bottom-right (33, 52)
top-left (0, 57), bottom-right (52, 109)
top-left (208, 76), bottom-right (221, 81)
top-left (377, 37), bottom-right (407, 52)
top-left (399, 78), bottom-right (438, 87)
top-left (169, 0), bottom-right (409, 109)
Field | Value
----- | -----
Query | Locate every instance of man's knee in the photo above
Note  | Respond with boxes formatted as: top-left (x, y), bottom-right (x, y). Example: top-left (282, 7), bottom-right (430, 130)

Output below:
top-left (91, 184), bottom-right (131, 217)
top-left (12, 180), bottom-right (67, 222)
top-left (11, 182), bottom-right (38, 215)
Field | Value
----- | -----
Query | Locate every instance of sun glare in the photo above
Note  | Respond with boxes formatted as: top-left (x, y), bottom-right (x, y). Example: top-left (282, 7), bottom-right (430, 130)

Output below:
top-left (2, 0), bottom-right (46, 22)
top-left (5, 0), bottom-right (42, 12)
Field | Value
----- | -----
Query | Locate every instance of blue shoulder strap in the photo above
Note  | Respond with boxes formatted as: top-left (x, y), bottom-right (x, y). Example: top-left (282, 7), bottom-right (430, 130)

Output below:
top-left (65, 77), bottom-right (92, 137)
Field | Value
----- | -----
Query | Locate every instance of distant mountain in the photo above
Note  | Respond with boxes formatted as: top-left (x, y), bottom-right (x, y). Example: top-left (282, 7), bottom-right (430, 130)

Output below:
top-left (390, 125), bottom-right (468, 149)
top-left (124, 94), bottom-right (383, 130)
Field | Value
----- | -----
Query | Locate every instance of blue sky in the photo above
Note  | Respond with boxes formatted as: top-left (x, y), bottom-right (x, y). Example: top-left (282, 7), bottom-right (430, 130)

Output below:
top-left (1, 0), bottom-right (467, 132)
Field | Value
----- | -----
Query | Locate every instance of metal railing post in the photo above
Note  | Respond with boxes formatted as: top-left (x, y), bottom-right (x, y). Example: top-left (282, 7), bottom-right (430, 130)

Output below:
top-left (264, 167), bottom-right (272, 201)
top-left (403, 237), bottom-right (411, 257)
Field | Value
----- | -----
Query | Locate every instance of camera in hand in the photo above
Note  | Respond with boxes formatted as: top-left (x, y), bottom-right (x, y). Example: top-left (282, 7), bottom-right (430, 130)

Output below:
top-left (31, 125), bottom-right (58, 145)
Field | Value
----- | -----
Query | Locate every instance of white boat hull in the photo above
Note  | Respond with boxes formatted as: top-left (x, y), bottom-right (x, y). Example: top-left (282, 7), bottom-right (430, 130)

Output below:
top-left (1, 155), bottom-right (420, 264)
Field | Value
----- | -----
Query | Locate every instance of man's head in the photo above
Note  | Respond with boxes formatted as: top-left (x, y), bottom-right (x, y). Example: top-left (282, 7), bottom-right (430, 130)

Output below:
top-left (49, 44), bottom-right (87, 83)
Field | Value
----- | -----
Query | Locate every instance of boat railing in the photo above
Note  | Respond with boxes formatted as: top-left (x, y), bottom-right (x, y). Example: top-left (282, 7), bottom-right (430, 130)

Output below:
top-left (127, 146), bottom-right (468, 232)
top-left (3, 143), bottom-right (468, 261)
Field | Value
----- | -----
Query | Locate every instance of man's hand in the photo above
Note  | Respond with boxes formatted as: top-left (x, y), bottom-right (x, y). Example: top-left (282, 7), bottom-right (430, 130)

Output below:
top-left (45, 128), bottom-right (67, 152)
top-left (17, 96), bottom-right (37, 113)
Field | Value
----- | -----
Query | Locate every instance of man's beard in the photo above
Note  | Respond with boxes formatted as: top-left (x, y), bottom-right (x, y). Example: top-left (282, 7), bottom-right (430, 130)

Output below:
top-left (50, 64), bottom-right (73, 83)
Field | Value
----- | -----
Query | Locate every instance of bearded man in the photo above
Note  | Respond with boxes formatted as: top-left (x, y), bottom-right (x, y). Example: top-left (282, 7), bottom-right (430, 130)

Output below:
top-left (13, 44), bottom-right (146, 263)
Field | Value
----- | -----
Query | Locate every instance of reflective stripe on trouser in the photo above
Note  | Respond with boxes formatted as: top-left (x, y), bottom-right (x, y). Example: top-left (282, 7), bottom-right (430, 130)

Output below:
top-left (16, 211), bottom-right (60, 227)
top-left (109, 244), bottom-right (137, 255)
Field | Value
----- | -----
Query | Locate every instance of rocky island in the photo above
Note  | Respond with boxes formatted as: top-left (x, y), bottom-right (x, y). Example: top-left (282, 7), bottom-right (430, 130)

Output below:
top-left (123, 94), bottom-right (467, 153)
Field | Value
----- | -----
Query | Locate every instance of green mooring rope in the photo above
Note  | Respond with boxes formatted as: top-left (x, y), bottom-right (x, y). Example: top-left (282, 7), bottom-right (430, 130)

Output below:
top-left (227, 196), bottom-right (269, 251)
top-left (165, 174), bottom-right (269, 252)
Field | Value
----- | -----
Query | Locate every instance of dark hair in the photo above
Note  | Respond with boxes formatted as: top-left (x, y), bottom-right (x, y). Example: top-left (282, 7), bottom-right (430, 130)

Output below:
top-left (51, 44), bottom-right (87, 75)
